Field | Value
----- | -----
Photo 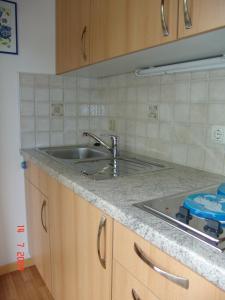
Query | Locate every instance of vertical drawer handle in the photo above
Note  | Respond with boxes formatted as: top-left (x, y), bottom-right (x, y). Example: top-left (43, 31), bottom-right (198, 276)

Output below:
top-left (134, 243), bottom-right (189, 289)
top-left (97, 216), bottom-right (107, 269)
top-left (183, 0), bottom-right (192, 29)
top-left (41, 200), bottom-right (47, 233)
top-left (132, 289), bottom-right (141, 300)
top-left (160, 0), bottom-right (169, 36)
top-left (81, 25), bottom-right (87, 61)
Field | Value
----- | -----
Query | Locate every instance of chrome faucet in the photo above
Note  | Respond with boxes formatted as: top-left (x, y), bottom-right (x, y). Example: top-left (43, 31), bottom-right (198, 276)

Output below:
top-left (83, 132), bottom-right (119, 158)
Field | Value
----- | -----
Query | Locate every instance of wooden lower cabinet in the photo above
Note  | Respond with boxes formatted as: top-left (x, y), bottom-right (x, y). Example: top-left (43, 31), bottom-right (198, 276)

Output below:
top-left (25, 162), bottom-right (225, 300)
top-left (114, 221), bottom-right (225, 300)
top-left (25, 179), bottom-right (52, 293)
top-left (113, 260), bottom-right (159, 300)
top-left (48, 177), bottom-right (77, 300)
top-left (48, 175), bottom-right (113, 300)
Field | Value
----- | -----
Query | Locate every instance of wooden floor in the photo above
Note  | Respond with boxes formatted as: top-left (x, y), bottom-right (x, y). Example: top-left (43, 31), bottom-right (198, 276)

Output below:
top-left (0, 266), bottom-right (53, 300)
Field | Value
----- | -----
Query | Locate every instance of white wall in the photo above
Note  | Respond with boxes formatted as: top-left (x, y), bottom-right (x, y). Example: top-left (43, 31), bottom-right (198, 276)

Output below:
top-left (0, 0), bottom-right (55, 265)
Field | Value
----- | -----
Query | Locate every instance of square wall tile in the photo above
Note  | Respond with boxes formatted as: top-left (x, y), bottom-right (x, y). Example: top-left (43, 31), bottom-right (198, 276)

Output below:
top-left (64, 89), bottom-right (76, 103)
top-left (190, 104), bottom-right (207, 124)
top-left (20, 101), bottom-right (34, 116)
top-left (209, 79), bottom-right (225, 102)
top-left (208, 104), bottom-right (225, 125)
top-left (21, 117), bottom-right (35, 132)
top-left (64, 103), bottom-right (76, 117)
top-left (20, 87), bottom-right (34, 101)
top-left (36, 102), bottom-right (49, 117)
top-left (50, 88), bottom-right (63, 103)
top-left (187, 145), bottom-right (205, 169)
top-left (36, 132), bottom-right (50, 147)
top-left (174, 104), bottom-right (190, 123)
top-left (159, 104), bottom-right (173, 122)
top-left (64, 118), bottom-right (76, 131)
top-left (172, 144), bottom-right (187, 165)
top-left (51, 118), bottom-right (64, 131)
top-left (21, 132), bottom-right (35, 148)
top-left (64, 130), bottom-right (77, 145)
top-left (36, 117), bottom-right (50, 131)
top-left (50, 132), bottom-right (64, 146)
top-left (35, 88), bottom-right (49, 102)
top-left (190, 81), bottom-right (208, 103)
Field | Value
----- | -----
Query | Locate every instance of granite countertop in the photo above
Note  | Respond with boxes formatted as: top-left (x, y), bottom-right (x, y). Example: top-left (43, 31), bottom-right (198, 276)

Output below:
top-left (21, 148), bottom-right (225, 291)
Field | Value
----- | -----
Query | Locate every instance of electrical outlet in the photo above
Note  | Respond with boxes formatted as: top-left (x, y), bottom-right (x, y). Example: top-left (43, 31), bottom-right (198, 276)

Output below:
top-left (109, 119), bottom-right (116, 131)
top-left (51, 103), bottom-right (64, 117)
top-left (211, 126), bottom-right (225, 144)
top-left (148, 104), bottom-right (158, 120)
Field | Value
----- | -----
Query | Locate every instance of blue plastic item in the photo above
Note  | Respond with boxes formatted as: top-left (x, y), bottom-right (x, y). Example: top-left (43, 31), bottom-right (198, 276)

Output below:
top-left (21, 161), bottom-right (27, 170)
top-left (217, 183), bottom-right (225, 197)
top-left (183, 193), bottom-right (225, 224)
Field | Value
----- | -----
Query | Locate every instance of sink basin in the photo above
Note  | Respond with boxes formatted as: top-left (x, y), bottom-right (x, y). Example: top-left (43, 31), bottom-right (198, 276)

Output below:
top-left (74, 157), bottom-right (169, 180)
top-left (38, 145), bottom-right (110, 160)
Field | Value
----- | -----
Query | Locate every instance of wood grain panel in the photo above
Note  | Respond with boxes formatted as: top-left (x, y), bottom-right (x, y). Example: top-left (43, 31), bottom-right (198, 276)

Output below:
top-left (56, 0), bottom-right (90, 74)
top-left (178, 0), bottom-right (225, 38)
top-left (48, 177), bottom-right (77, 300)
top-left (74, 195), bottom-right (113, 300)
top-left (91, 0), bottom-right (178, 63)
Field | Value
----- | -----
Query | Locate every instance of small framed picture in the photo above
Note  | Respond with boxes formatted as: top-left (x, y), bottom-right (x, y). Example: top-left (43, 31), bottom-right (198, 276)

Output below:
top-left (0, 0), bottom-right (18, 55)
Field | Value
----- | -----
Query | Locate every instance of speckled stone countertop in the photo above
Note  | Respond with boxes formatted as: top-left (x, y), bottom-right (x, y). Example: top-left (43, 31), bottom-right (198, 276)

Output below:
top-left (21, 148), bottom-right (225, 291)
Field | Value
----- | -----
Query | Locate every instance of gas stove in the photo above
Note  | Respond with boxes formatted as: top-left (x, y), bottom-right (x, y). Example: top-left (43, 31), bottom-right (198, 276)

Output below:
top-left (134, 185), bottom-right (225, 252)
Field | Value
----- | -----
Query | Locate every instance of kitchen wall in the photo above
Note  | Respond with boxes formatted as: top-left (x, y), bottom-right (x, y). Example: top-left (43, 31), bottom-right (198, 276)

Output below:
top-left (0, 0), bottom-right (55, 265)
top-left (20, 69), bottom-right (225, 176)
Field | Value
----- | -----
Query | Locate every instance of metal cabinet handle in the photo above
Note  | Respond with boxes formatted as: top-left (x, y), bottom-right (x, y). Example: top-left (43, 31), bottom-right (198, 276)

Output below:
top-left (81, 25), bottom-right (87, 61)
top-left (132, 289), bottom-right (141, 300)
top-left (160, 0), bottom-right (169, 36)
top-left (134, 243), bottom-right (189, 289)
top-left (183, 0), bottom-right (192, 29)
top-left (41, 200), bottom-right (47, 233)
top-left (97, 216), bottom-right (107, 269)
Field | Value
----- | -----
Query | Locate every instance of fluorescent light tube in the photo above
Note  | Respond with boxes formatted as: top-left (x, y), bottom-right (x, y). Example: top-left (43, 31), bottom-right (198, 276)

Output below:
top-left (135, 55), bottom-right (225, 77)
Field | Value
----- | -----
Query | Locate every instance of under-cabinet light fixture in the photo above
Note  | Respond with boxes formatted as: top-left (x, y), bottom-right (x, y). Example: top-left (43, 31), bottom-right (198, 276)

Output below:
top-left (135, 54), bottom-right (225, 77)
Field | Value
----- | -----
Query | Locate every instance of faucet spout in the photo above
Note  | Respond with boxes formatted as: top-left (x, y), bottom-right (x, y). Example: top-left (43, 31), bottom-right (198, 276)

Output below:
top-left (83, 132), bottom-right (119, 158)
top-left (83, 132), bottom-right (111, 151)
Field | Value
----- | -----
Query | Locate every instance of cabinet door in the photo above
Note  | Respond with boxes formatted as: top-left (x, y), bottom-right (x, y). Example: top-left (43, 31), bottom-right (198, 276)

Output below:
top-left (91, 0), bottom-right (178, 63)
top-left (74, 194), bottom-right (113, 300)
top-left (25, 179), bottom-right (34, 257)
top-left (27, 183), bottom-right (52, 292)
top-left (48, 177), bottom-right (77, 300)
top-left (56, 0), bottom-right (90, 74)
top-left (178, 0), bottom-right (225, 38)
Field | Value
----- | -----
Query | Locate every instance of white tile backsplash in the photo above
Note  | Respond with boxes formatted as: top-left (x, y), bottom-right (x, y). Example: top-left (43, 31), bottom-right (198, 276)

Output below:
top-left (20, 69), bottom-right (225, 176)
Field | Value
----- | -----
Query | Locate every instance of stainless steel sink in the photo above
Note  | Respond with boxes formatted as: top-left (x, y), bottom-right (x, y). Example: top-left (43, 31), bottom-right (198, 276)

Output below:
top-left (38, 145), bottom-right (170, 180)
top-left (38, 145), bottom-right (110, 160)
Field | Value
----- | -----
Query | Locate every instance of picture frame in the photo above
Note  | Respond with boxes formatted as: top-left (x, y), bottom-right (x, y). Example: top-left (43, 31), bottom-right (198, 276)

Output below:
top-left (0, 0), bottom-right (18, 55)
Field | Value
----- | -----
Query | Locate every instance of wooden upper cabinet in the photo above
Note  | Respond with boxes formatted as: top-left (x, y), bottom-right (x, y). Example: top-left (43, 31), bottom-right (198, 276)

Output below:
top-left (178, 0), bottom-right (225, 38)
top-left (90, 0), bottom-right (179, 64)
top-left (56, 0), bottom-right (90, 74)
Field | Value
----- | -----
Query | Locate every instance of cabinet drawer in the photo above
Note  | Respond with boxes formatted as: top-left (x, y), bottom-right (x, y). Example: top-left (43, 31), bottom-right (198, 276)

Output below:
top-left (114, 221), bottom-right (225, 300)
top-left (113, 260), bottom-right (158, 300)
